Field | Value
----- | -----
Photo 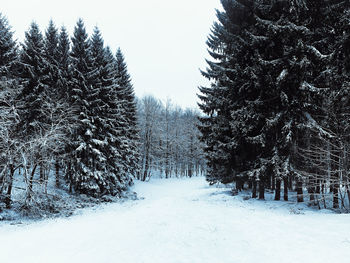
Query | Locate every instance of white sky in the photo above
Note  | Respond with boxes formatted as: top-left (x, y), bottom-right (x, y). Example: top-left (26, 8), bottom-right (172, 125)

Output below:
top-left (1, 0), bottom-right (221, 108)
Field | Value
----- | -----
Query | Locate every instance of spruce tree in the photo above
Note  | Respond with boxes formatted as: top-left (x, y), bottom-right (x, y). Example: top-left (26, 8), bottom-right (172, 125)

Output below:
top-left (199, 0), bottom-right (350, 202)
top-left (57, 26), bottom-right (70, 98)
top-left (0, 13), bottom-right (17, 77)
top-left (44, 20), bottom-right (60, 97)
top-left (19, 22), bottom-right (49, 135)
top-left (104, 46), bottom-right (133, 189)
top-left (199, 0), bottom-right (265, 188)
top-left (89, 27), bottom-right (132, 194)
top-left (0, 13), bottom-right (18, 208)
top-left (56, 26), bottom-right (72, 188)
top-left (69, 19), bottom-right (103, 195)
top-left (114, 48), bottom-right (140, 177)
top-left (69, 20), bottom-right (132, 196)
top-left (44, 21), bottom-right (71, 187)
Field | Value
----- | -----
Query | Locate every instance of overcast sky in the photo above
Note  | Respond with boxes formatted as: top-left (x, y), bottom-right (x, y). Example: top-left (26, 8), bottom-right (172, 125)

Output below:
top-left (2, 0), bottom-right (221, 108)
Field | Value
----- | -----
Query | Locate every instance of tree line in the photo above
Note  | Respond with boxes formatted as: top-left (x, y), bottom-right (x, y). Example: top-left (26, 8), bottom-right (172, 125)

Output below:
top-left (137, 96), bottom-right (205, 181)
top-left (0, 14), bottom-right (207, 213)
top-left (199, 0), bottom-right (350, 211)
top-left (0, 15), bottom-right (139, 210)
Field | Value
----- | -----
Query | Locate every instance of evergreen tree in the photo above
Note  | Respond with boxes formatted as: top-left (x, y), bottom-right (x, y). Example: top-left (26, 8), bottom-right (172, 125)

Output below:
top-left (114, 48), bottom-right (140, 177)
top-left (104, 46), bottom-right (133, 188)
top-left (57, 26), bottom-right (70, 98)
top-left (89, 27), bottom-right (132, 194)
top-left (19, 22), bottom-right (49, 135)
top-left (199, 0), bottom-right (264, 188)
top-left (0, 13), bottom-right (18, 208)
top-left (0, 13), bottom-right (17, 77)
top-left (69, 20), bottom-right (132, 196)
top-left (69, 19), bottom-right (103, 195)
top-left (199, 0), bottom-right (350, 204)
top-left (44, 20), bottom-right (60, 97)
top-left (44, 22), bottom-right (72, 187)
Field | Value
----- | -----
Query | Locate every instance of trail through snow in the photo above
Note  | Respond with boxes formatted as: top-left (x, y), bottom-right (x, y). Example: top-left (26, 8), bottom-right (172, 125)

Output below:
top-left (0, 177), bottom-right (350, 263)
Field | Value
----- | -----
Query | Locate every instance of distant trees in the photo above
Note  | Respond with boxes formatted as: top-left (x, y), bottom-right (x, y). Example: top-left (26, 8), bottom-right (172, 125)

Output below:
top-left (0, 16), bottom-right (140, 211)
top-left (199, 0), bottom-right (350, 211)
top-left (138, 95), bottom-right (205, 181)
top-left (0, 14), bottom-right (205, 214)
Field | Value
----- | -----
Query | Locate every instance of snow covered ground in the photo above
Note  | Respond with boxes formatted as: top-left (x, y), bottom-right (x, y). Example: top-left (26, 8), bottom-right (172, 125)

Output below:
top-left (1, 177), bottom-right (350, 263)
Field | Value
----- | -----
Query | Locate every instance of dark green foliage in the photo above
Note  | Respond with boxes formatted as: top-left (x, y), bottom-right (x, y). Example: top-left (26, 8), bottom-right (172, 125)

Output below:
top-left (19, 22), bottom-right (49, 135)
top-left (199, 0), bottom-right (350, 207)
top-left (0, 13), bottom-right (17, 77)
top-left (68, 21), bottom-right (135, 196)
top-left (114, 48), bottom-right (140, 177)
top-left (0, 15), bottom-right (141, 211)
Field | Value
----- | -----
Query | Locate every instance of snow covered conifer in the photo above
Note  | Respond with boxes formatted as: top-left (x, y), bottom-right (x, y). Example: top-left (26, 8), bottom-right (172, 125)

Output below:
top-left (199, 0), bottom-right (350, 203)
top-left (57, 26), bottom-right (70, 98)
top-left (0, 13), bottom-right (17, 78)
top-left (69, 21), bottom-right (132, 196)
top-left (199, 0), bottom-right (265, 188)
top-left (114, 48), bottom-right (140, 177)
top-left (69, 19), bottom-right (104, 196)
top-left (0, 13), bottom-right (18, 208)
top-left (88, 27), bottom-right (132, 194)
top-left (19, 22), bottom-right (49, 135)
top-left (44, 21), bottom-right (73, 187)
top-left (43, 20), bottom-right (60, 97)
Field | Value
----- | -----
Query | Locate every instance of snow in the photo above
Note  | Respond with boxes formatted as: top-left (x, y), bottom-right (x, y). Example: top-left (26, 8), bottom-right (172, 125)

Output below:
top-left (1, 177), bottom-right (350, 263)
top-left (277, 69), bottom-right (287, 83)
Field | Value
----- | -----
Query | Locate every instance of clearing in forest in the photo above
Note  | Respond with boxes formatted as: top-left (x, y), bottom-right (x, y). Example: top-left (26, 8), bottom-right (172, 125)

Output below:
top-left (0, 177), bottom-right (349, 263)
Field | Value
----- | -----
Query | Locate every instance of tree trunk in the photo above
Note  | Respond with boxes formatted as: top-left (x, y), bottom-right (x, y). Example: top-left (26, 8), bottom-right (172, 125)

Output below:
top-left (248, 180), bottom-right (252, 189)
top-left (296, 177), bottom-right (303, 202)
top-left (308, 178), bottom-right (315, 205)
top-left (27, 164), bottom-right (38, 203)
top-left (252, 179), bottom-right (257, 198)
top-left (39, 162), bottom-right (45, 184)
top-left (188, 166), bottom-right (192, 178)
top-left (143, 155), bottom-right (150, 182)
top-left (271, 174), bottom-right (275, 190)
top-left (309, 187), bottom-right (315, 204)
top-left (5, 164), bottom-right (15, 209)
top-left (346, 185), bottom-right (350, 210)
top-left (274, 178), bottom-right (281, 200)
top-left (55, 159), bottom-right (60, 188)
top-left (258, 178), bottom-right (265, 200)
top-left (283, 176), bottom-right (288, 201)
top-left (333, 181), bottom-right (339, 209)
top-left (288, 173), bottom-right (293, 190)
top-left (331, 144), bottom-right (339, 209)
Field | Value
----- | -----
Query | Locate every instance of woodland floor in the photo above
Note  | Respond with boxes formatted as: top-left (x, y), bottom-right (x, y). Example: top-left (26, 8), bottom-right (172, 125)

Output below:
top-left (0, 176), bottom-right (350, 263)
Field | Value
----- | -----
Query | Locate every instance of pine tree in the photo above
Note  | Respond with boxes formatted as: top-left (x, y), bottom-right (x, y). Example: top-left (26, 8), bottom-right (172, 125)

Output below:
top-left (104, 46), bottom-right (133, 189)
top-left (114, 48), bottom-right (140, 177)
top-left (19, 22), bottom-right (49, 135)
top-left (44, 21), bottom-right (73, 187)
top-left (199, 0), bottom-right (350, 204)
top-left (69, 19), bottom-right (103, 195)
top-left (0, 13), bottom-right (18, 208)
top-left (56, 26), bottom-right (72, 188)
top-left (89, 27), bottom-right (132, 194)
top-left (0, 13), bottom-right (17, 78)
top-left (57, 26), bottom-right (70, 98)
top-left (69, 20), bottom-right (132, 196)
top-left (44, 20), bottom-right (60, 96)
top-left (199, 0), bottom-right (264, 188)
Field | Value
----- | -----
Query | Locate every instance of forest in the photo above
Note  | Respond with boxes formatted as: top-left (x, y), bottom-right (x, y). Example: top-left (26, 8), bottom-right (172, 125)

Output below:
top-left (1, 1), bottom-right (350, 262)
top-left (1, 0), bottom-right (350, 218)
top-left (0, 14), bottom-right (204, 216)
top-left (198, 0), bottom-right (350, 211)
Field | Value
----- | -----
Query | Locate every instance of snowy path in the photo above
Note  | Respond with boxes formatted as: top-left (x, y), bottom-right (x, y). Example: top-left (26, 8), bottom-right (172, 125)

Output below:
top-left (1, 177), bottom-right (350, 263)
